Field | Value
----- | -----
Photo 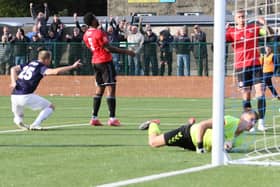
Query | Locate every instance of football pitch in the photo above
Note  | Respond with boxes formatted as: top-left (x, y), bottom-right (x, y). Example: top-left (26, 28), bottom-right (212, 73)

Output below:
top-left (0, 96), bottom-right (280, 187)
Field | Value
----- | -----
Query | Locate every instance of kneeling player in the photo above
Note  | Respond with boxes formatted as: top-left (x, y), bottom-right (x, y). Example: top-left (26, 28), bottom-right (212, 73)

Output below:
top-left (139, 110), bottom-right (258, 153)
top-left (10, 50), bottom-right (82, 130)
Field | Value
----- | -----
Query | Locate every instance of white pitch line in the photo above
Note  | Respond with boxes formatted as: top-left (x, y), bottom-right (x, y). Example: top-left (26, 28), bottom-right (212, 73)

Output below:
top-left (0, 123), bottom-right (89, 134)
top-left (0, 129), bottom-right (27, 134)
top-left (44, 123), bottom-right (89, 129)
top-left (96, 164), bottom-right (215, 187)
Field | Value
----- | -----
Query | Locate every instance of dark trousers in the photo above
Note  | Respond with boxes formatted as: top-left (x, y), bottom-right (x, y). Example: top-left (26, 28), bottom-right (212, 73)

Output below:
top-left (264, 72), bottom-right (279, 97)
top-left (159, 51), bottom-right (172, 76)
top-left (195, 56), bottom-right (208, 76)
top-left (144, 54), bottom-right (158, 76)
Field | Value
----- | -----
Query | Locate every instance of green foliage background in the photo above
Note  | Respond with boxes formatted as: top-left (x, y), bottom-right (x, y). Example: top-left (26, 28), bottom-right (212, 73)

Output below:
top-left (0, 0), bottom-right (107, 17)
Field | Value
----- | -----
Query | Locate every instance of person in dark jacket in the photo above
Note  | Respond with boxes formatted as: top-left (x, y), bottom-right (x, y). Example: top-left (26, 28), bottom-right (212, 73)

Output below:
top-left (11, 28), bottom-right (30, 66)
top-left (191, 25), bottom-right (208, 76)
top-left (139, 18), bottom-right (158, 76)
top-left (66, 27), bottom-right (83, 75)
top-left (158, 28), bottom-right (173, 76)
top-left (174, 26), bottom-right (192, 76)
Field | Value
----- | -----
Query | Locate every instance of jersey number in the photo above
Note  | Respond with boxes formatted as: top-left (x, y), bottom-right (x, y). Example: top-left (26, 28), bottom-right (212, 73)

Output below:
top-left (88, 38), bottom-right (95, 51)
top-left (18, 66), bottom-right (35, 80)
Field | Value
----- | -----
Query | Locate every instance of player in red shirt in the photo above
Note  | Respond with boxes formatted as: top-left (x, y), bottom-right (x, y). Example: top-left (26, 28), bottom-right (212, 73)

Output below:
top-left (226, 9), bottom-right (273, 131)
top-left (83, 12), bottom-right (135, 126)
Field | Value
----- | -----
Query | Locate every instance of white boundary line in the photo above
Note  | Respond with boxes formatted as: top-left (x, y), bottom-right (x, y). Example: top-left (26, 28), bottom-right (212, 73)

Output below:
top-left (0, 123), bottom-right (89, 134)
top-left (0, 124), bottom-right (216, 186)
top-left (96, 164), bottom-right (215, 187)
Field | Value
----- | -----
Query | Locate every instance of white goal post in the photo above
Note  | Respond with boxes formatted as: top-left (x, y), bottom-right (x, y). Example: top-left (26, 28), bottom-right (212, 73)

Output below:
top-left (212, 0), bottom-right (226, 166)
top-left (213, 0), bottom-right (280, 166)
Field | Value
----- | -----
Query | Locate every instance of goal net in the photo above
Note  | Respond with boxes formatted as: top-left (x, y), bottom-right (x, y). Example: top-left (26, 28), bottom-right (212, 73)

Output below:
top-left (220, 0), bottom-right (280, 166)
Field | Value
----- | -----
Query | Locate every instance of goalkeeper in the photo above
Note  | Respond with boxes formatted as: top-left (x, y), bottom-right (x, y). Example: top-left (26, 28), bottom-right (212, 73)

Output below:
top-left (138, 110), bottom-right (258, 153)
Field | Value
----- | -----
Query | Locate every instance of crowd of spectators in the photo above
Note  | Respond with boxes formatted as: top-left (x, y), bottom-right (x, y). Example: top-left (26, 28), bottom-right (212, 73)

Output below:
top-left (0, 2), bottom-right (211, 76)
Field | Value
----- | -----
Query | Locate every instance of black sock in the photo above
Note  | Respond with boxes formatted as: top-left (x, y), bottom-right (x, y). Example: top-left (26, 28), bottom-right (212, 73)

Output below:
top-left (242, 99), bottom-right (251, 111)
top-left (93, 95), bottom-right (102, 117)
top-left (257, 96), bottom-right (266, 119)
top-left (107, 97), bottom-right (116, 118)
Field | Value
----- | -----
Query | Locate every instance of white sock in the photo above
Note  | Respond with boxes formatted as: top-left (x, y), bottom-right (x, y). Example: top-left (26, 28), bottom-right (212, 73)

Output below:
top-left (31, 107), bottom-right (54, 127)
top-left (258, 119), bottom-right (265, 126)
top-left (13, 116), bottom-right (23, 125)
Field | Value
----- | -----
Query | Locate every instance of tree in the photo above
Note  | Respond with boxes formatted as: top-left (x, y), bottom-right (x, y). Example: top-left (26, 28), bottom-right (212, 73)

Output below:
top-left (0, 0), bottom-right (107, 17)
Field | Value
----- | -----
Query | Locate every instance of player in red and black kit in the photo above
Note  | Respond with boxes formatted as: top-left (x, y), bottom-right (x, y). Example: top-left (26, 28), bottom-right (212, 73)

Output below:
top-left (83, 13), bottom-right (135, 126)
top-left (226, 9), bottom-right (273, 131)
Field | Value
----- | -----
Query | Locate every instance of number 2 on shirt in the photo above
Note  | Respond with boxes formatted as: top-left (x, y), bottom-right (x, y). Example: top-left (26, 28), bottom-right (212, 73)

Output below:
top-left (18, 66), bottom-right (35, 80)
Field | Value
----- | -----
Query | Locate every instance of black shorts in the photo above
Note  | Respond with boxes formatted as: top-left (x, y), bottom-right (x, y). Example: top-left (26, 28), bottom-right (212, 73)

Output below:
top-left (93, 61), bottom-right (116, 86)
top-left (163, 124), bottom-right (196, 151)
top-left (236, 66), bottom-right (264, 88)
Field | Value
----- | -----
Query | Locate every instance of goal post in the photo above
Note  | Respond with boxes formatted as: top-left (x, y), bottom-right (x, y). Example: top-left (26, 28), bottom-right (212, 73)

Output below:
top-left (212, 0), bottom-right (226, 166)
top-left (215, 0), bottom-right (280, 166)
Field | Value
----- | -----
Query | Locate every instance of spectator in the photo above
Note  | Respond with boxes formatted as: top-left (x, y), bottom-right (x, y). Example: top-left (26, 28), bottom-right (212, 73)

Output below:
top-left (0, 35), bottom-right (12, 74)
top-left (127, 26), bottom-right (144, 75)
top-left (174, 26), bottom-right (192, 76)
top-left (107, 25), bottom-right (121, 73)
top-left (28, 34), bottom-right (44, 61)
top-left (66, 27), bottom-right (83, 75)
top-left (49, 14), bottom-right (65, 67)
top-left (26, 25), bottom-right (39, 40)
top-left (11, 28), bottom-right (30, 66)
top-left (260, 46), bottom-right (280, 100)
top-left (158, 28), bottom-right (173, 76)
top-left (191, 25), bottom-right (208, 76)
top-left (44, 30), bottom-right (62, 67)
top-left (2, 26), bottom-right (13, 41)
top-left (0, 26), bottom-right (13, 74)
top-left (115, 17), bottom-right (130, 74)
top-left (73, 13), bottom-right (92, 75)
top-left (50, 14), bottom-right (64, 35)
top-left (73, 13), bottom-right (88, 36)
top-left (139, 18), bottom-right (158, 76)
top-left (30, 2), bottom-right (49, 38)
top-left (273, 29), bottom-right (280, 76)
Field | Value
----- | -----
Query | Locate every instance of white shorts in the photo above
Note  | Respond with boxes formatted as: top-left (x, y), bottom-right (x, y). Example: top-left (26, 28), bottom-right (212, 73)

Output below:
top-left (11, 94), bottom-right (51, 117)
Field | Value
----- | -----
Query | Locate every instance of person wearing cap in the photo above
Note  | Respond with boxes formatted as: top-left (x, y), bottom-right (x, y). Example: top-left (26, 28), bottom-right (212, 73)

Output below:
top-left (191, 25), bottom-right (208, 76)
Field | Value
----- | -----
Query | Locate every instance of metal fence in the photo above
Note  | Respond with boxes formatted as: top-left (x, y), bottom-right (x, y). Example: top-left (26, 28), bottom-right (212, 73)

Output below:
top-left (0, 42), bottom-right (230, 76)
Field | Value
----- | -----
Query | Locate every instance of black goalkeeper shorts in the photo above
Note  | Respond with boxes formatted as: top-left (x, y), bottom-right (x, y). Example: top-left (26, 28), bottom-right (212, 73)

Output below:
top-left (163, 124), bottom-right (196, 151)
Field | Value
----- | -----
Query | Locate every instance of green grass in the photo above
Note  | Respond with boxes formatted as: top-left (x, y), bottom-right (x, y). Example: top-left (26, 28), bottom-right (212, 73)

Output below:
top-left (0, 96), bottom-right (280, 187)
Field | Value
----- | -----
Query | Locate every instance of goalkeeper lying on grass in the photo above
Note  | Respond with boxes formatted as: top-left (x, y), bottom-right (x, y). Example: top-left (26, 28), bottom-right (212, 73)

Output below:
top-left (139, 110), bottom-right (258, 153)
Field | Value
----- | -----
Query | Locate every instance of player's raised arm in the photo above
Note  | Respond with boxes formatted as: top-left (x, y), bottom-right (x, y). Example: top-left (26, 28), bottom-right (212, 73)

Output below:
top-left (10, 65), bottom-right (21, 88)
top-left (44, 60), bottom-right (82, 75)
top-left (258, 17), bottom-right (274, 36)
